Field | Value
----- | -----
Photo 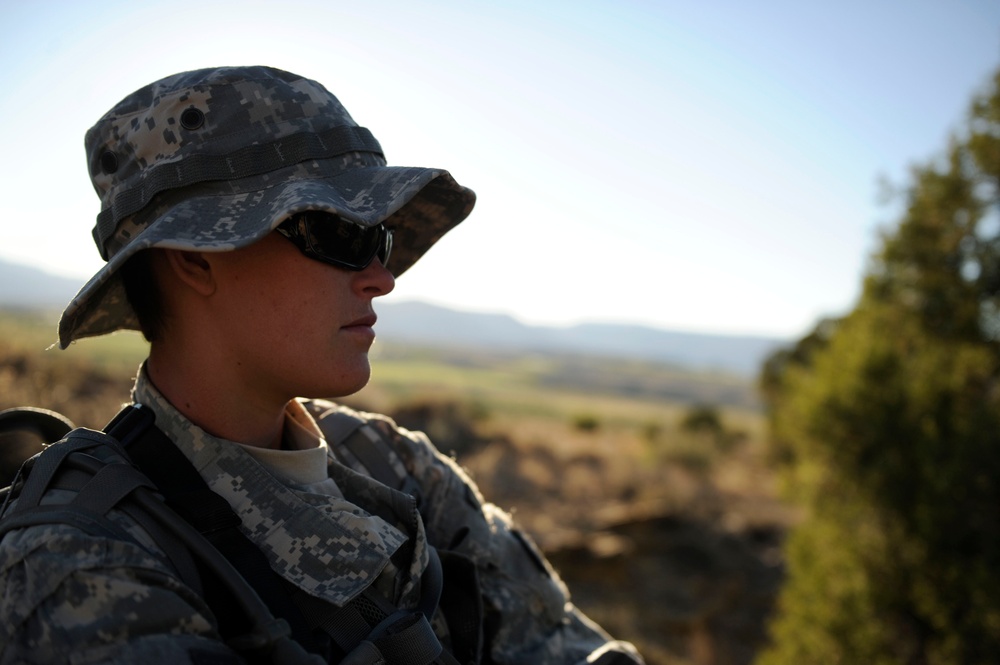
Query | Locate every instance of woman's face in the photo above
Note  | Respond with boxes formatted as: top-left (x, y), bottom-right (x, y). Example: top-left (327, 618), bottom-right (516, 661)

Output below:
top-left (205, 230), bottom-right (395, 404)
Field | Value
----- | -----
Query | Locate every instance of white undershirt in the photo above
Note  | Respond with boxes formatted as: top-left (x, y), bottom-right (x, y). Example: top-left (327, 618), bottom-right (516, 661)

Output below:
top-left (237, 399), bottom-right (343, 497)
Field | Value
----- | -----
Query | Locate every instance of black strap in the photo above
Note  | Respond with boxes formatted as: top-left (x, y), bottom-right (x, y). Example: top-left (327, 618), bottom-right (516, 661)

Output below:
top-left (0, 505), bottom-right (137, 543)
top-left (93, 125), bottom-right (383, 258)
top-left (369, 612), bottom-right (442, 665)
top-left (437, 552), bottom-right (483, 665)
top-left (118, 408), bottom-right (324, 655)
top-left (9, 431), bottom-right (112, 513)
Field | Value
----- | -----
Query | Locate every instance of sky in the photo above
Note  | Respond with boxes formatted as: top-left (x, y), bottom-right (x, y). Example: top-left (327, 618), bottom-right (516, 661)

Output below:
top-left (0, 0), bottom-right (998, 339)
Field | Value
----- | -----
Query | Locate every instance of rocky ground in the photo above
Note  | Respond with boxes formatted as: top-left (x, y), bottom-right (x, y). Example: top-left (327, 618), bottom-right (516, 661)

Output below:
top-left (440, 417), bottom-right (799, 665)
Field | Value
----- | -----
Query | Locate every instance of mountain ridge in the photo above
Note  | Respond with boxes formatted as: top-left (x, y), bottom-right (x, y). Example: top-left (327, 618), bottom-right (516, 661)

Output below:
top-left (0, 258), bottom-right (81, 308)
top-left (374, 300), bottom-right (786, 376)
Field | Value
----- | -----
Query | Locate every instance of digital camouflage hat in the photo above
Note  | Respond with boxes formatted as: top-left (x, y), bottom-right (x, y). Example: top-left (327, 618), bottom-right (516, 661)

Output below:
top-left (58, 65), bottom-right (475, 348)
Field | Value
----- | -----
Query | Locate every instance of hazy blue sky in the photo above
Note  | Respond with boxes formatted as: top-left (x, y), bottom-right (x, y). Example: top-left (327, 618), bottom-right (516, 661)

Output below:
top-left (1, 0), bottom-right (998, 337)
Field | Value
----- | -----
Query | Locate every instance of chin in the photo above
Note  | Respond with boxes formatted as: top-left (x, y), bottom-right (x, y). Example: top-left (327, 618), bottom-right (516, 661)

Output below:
top-left (317, 361), bottom-right (372, 398)
top-left (327, 377), bottom-right (371, 399)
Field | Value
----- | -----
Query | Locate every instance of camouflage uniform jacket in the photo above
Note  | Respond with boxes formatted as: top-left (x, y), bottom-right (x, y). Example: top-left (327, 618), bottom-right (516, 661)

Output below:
top-left (0, 369), bottom-right (642, 665)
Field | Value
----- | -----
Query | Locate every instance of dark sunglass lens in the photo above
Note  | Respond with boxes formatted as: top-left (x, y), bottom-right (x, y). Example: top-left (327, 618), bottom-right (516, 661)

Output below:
top-left (295, 213), bottom-right (385, 269)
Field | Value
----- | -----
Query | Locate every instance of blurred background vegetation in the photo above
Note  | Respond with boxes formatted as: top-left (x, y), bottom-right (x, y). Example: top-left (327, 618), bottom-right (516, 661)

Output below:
top-left (2, 65), bottom-right (999, 665)
top-left (754, 67), bottom-right (1000, 665)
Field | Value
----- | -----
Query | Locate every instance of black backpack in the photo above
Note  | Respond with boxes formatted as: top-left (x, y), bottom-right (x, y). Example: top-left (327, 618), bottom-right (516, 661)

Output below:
top-left (0, 404), bottom-right (482, 665)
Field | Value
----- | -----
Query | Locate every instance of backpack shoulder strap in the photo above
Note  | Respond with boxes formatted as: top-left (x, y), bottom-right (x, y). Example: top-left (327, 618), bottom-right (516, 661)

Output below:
top-left (118, 407), bottom-right (324, 656)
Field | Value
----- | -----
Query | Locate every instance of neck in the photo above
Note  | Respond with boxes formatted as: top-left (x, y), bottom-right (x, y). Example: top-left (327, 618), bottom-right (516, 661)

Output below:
top-left (146, 340), bottom-right (288, 449)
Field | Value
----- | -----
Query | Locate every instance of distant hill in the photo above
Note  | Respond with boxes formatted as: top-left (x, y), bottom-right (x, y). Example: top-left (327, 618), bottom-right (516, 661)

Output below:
top-left (375, 301), bottom-right (787, 377)
top-left (0, 257), bottom-right (788, 376)
top-left (0, 257), bottom-right (80, 308)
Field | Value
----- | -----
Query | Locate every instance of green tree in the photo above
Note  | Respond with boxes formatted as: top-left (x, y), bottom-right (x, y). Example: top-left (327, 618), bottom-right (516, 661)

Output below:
top-left (757, 68), bottom-right (1000, 665)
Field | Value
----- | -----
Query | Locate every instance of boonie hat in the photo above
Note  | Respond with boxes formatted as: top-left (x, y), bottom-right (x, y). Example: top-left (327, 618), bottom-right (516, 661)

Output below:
top-left (58, 65), bottom-right (475, 348)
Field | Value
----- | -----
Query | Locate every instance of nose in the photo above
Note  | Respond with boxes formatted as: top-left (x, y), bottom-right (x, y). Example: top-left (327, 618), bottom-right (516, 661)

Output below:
top-left (355, 257), bottom-right (395, 296)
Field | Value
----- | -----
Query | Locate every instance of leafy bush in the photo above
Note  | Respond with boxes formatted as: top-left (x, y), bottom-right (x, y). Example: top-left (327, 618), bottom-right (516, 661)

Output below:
top-left (679, 404), bottom-right (723, 434)
top-left (758, 67), bottom-right (1000, 665)
top-left (572, 413), bottom-right (601, 432)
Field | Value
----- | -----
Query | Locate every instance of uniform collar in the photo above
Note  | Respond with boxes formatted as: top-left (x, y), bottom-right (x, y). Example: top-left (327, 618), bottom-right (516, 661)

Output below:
top-left (131, 363), bottom-right (407, 607)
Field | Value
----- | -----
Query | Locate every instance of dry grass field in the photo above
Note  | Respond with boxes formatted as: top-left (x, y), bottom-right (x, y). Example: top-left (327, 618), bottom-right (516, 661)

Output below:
top-left (0, 308), bottom-right (797, 665)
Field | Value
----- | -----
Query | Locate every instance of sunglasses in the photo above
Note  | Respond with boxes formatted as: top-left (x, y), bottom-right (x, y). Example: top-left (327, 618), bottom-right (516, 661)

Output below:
top-left (275, 211), bottom-right (393, 271)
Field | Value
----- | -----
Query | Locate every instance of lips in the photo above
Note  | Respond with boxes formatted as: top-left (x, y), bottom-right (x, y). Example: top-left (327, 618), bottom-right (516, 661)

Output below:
top-left (344, 314), bottom-right (377, 328)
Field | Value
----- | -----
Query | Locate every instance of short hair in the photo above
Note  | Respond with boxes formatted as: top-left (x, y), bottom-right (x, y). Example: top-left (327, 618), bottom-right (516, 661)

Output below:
top-left (120, 250), bottom-right (166, 343)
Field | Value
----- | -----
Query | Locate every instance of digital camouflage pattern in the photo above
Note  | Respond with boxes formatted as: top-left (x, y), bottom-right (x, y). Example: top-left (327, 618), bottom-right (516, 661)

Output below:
top-left (59, 66), bottom-right (475, 348)
top-left (0, 426), bottom-right (238, 663)
top-left (0, 368), bottom-right (643, 664)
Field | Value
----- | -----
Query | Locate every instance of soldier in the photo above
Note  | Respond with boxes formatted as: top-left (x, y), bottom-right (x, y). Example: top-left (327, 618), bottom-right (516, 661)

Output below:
top-left (0, 66), bottom-right (643, 665)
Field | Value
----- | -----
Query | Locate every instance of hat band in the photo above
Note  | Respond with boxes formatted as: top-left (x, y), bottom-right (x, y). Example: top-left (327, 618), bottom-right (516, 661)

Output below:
top-left (93, 125), bottom-right (383, 259)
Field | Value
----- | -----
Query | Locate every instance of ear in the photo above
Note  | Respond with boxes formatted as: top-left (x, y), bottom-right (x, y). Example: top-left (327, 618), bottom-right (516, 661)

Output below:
top-left (161, 249), bottom-right (217, 297)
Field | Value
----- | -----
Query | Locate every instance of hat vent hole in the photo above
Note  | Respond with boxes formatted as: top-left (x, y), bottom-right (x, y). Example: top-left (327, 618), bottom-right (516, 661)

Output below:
top-left (180, 107), bottom-right (205, 130)
top-left (100, 151), bottom-right (119, 174)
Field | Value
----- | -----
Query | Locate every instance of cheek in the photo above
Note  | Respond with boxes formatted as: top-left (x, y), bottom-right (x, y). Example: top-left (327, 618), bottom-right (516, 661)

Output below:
top-left (216, 272), bottom-right (303, 342)
top-left (255, 289), bottom-right (321, 345)
top-left (215, 244), bottom-right (353, 345)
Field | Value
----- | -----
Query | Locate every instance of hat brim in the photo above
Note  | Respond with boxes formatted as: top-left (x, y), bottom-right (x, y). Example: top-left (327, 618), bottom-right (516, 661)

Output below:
top-left (58, 158), bottom-right (475, 348)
